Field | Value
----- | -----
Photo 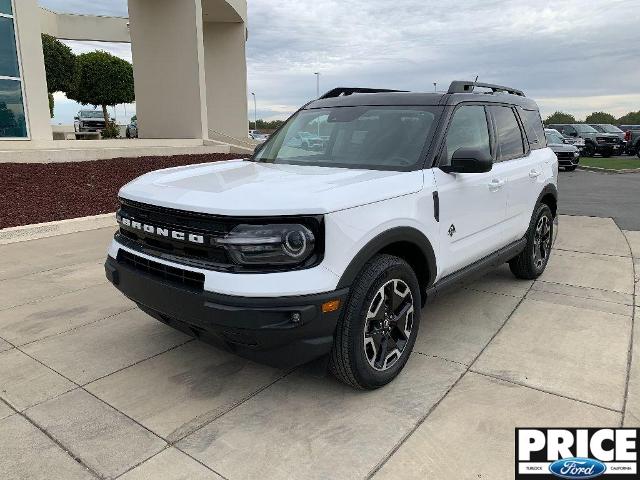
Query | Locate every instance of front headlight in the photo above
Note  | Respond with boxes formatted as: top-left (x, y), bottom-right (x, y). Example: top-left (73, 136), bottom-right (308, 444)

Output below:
top-left (215, 224), bottom-right (316, 266)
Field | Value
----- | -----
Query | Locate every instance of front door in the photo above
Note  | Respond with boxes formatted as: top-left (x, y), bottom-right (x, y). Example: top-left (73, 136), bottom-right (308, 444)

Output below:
top-left (433, 104), bottom-right (508, 278)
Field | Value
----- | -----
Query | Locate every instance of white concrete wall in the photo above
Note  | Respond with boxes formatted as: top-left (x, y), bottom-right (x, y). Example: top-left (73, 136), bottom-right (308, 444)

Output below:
top-left (128, 0), bottom-right (209, 139)
top-left (203, 21), bottom-right (248, 141)
top-left (13, 0), bottom-right (52, 141)
top-left (40, 8), bottom-right (130, 43)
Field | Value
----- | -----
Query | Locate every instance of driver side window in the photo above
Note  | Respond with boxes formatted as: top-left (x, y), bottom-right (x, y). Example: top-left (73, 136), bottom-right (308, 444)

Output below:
top-left (443, 106), bottom-right (491, 164)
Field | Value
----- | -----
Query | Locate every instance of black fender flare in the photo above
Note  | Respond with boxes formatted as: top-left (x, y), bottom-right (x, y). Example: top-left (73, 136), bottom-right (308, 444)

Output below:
top-left (336, 227), bottom-right (437, 289)
top-left (536, 183), bottom-right (558, 216)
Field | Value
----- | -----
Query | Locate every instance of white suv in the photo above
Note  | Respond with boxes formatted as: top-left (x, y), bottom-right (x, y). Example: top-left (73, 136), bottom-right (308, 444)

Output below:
top-left (105, 81), bottom-right (558, 389)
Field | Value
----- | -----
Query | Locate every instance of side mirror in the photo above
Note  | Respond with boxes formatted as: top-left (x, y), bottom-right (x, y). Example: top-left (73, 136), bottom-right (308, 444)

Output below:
top-left (440, 148), bottom-right (493, 174)
top-left (74, 116), bottom-right (79, 120)
top-left (570, 132), bottom-right (578, 137)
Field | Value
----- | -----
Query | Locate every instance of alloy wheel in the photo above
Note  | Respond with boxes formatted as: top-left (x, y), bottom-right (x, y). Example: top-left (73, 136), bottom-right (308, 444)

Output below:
top-left (533, 215), bottom-right (551, 270)
top-left (363, 279), bottom-right (414, 371)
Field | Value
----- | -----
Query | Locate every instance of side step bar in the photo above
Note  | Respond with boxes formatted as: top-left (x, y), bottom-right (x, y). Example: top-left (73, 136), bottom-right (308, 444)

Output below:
top-left (424, 237), bottom-right (527, 303)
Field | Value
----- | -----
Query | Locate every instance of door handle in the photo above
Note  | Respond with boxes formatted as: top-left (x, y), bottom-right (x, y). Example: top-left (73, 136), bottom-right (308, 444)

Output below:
top-left (529, 169), bottom-right (541, 178)
top-left (488, 178), bottom-right (505, 191)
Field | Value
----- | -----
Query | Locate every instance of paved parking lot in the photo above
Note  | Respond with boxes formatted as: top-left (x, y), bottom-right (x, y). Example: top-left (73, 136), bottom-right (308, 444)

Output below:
top-left (0, 215), bottom-right (638, 479)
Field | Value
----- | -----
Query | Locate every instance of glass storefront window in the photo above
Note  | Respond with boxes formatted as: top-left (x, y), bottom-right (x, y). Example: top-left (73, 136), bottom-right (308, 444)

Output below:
top-left (0, 16), bottom-right (19, 78)
top-left (0, 79), bottom-right (26, 138)
top-left (0, 0), bottom-right (11, 15)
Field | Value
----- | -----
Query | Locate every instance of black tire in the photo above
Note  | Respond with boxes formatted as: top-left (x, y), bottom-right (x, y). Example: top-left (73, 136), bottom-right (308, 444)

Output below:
top-left (565, 165), bottom-right (577, 172)
top-left (329, 254), bottom-right (421, 389)
top-left (509, 203), bottom-right (554, 280)
top-left (602, 148), bottom-right (613, 158)
top-left (584, 143), bottom-right (595, 157)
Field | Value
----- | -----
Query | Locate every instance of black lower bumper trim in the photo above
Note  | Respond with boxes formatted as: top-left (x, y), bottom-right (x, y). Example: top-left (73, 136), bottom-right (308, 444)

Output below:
top-left (105, 256), bottom-right (348, 367)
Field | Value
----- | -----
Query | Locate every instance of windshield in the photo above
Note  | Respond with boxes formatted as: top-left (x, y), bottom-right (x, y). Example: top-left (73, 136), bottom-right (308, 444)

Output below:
top-left (545, 131), bottom-right (564, 144)
top-left (600, 124), bottom-right (623, 133)
top-left (590, 125), bottom-right (605, 133)
top-left (80, 111), bottom-right (104, 119)
top-left (253, 106), bottom-right (441, 170)
top-left (574, 124), bottom-right (597, 133)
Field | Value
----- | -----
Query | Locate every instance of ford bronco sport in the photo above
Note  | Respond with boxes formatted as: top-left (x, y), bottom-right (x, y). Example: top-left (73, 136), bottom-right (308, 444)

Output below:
top-left (105, 81), bottom-right (558, 389)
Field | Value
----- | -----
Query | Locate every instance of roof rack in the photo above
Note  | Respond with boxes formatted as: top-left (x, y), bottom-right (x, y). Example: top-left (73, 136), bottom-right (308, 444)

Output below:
top-left (447, 80), bottom-right (525, 97)
top-left (318, 87), bottom-right (408, 100)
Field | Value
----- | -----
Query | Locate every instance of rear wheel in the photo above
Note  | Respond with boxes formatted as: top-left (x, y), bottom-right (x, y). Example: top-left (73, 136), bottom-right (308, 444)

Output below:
top-left (509, 203), bottom-right (554, 280)
top-left (329, 254), bottom-right (420, 389)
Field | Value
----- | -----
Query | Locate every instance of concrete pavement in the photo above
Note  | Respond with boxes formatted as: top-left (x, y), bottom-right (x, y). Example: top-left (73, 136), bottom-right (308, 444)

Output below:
top-left (559, 169), bottom-right (640, 230)
top-left (0, 215), bottom-right (637, 479)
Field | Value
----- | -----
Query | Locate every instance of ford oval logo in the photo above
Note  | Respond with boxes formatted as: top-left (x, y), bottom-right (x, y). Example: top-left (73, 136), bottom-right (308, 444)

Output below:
top-left (549, 457), bottom-right (606, 479)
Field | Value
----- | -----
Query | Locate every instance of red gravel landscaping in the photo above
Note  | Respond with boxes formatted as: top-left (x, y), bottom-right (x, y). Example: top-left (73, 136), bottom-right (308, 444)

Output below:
top-left (0, 153), bottom-right (249, 229)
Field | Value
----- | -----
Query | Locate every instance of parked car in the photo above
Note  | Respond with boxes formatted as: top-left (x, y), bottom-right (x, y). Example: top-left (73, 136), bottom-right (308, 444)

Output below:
top-left (285, 131), bottom-right (324, 150)
top-left (249, 130), bottom-right (269, 142)
top-left (588, 124), bottom-right (626, 153)
top-left (547, 123), bottom-right (623, 157)
top-left (619, 126), bottom-right (640, 156)
top-left (106, 81), bottom-right (557, 389)
top-left (74, 110), bottom-right (107, 133)
top-left (545, 128), bottom-right (579, 171)
top-left (126, 120), bottom-right (138, 138)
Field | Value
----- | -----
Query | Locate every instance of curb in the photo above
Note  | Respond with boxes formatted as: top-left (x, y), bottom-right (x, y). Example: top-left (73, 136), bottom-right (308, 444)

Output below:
top-left (0, 213), bottom-right (116, 245)
top-left (577, 165), bottom-right (640, 174)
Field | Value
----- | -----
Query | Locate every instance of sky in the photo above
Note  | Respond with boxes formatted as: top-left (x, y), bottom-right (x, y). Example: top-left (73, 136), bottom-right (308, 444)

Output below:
top-left (39, 0), bottom-right (640, 125)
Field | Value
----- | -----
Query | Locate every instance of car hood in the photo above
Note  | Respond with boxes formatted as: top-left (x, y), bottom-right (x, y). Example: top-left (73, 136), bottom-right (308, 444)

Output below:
top-left (119, 159), bottom-right (424, 215)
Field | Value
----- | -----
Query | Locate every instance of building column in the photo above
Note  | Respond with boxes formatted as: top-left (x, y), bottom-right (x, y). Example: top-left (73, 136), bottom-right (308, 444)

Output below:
top-left (13, 0), bottom-right (52, 141)
top-left (203, 21), bottom-right (248, 141)
top-left (128, 0), bottom-right (208, 139)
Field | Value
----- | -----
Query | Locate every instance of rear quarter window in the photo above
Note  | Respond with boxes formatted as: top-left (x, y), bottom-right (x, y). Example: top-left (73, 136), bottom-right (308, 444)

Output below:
top-left (518, 108), bottom-right (547, 149)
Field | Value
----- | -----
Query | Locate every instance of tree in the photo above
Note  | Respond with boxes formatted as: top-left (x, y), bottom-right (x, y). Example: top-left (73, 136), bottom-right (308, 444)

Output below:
top-left (41, 34), bottom-right (76, 117)
top-left (249, 119), bottom-right (285, 131)
top-left (48, 92), bottom-right (54, 117)
top-left (544, 111), bottom-right (576, 125)
top-left (67, 50), bottom-right (135, 127)
top-left (585, 111), bottom-right (617, 124)
top-left (618, 111), bottom-right (640, 125)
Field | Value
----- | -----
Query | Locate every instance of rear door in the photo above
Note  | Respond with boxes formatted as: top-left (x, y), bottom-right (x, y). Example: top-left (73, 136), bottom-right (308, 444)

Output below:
top-left (488, 106), bottom-right (545, 243)
top-left (432, 104), bottom-right (508, 277)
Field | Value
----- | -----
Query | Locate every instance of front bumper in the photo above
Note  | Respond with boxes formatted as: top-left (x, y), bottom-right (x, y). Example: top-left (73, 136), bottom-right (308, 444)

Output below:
top-left (105, 255), bottom-right (348, 367)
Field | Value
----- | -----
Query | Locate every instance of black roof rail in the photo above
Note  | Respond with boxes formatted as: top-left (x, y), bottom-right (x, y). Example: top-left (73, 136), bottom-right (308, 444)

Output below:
top-left (447, 80), bottom-right (525, 97)
top-left (318, 87), bottom-right (408, 100)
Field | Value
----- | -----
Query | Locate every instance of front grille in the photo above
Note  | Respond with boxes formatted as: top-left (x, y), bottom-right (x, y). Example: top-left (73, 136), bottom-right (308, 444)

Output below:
top-left (556, 151), bottom-right (574, 160)
top-left (115, 199), bottom-right (324, 273)
top-left (116, 199), bottom-right (233, 270)
top-left (117, 249), bottom-right (204, 290)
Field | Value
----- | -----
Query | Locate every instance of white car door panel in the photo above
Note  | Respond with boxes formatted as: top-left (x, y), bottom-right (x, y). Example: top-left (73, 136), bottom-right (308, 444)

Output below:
top-left (433, 168), bottom-right (507, 277)
top-left (432, 104), bottom-right (508, 278)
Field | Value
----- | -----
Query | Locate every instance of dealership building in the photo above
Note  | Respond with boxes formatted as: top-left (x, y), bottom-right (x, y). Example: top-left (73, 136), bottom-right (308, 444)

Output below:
top-left (0, 0), bottom-right (250, 155)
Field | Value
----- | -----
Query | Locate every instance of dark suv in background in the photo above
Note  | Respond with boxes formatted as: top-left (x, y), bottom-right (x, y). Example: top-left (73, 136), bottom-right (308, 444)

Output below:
top-left (588, 124), bottom-right (626, 152)
top-left (547, 123), bottom-right (624, 157)
top-left (619, 125), bottom-right (640, 156)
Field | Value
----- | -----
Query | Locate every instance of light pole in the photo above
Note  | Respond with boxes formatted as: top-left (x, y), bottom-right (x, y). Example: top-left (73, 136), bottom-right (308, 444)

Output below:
top-left (251, 92), bottom-right (257, 132)
top-left (433, 82), bottom-right (437, 92)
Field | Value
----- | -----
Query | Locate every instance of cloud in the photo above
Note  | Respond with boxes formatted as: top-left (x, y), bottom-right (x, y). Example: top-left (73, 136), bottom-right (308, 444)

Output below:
top-left (39, 0), bottom-right (640, 123)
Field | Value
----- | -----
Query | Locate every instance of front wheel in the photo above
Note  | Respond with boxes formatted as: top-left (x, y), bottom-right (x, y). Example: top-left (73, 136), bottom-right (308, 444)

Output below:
top-left (329, 254), bottom-right (421, 389)
top-left (509, 203), bottom-right (554, 280)
top-left (584, 143), bottom-right (595, 157)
